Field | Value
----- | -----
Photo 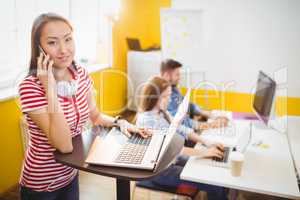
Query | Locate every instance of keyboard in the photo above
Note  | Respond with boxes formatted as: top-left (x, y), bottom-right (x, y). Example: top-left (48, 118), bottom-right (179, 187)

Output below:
top-left (115, 134), bottom-right (151, 164)
top-left (213, 146), bottom-right (230, 163)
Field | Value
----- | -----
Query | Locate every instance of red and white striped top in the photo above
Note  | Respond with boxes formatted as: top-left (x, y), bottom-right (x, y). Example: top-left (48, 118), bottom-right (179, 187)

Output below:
top-left (18, 65), bottom-right (92, 192)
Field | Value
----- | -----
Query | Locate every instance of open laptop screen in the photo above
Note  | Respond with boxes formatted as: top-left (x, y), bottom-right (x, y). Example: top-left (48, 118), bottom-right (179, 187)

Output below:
top-left (171, 88), bottom-right (191, 129)
top-left (126, 38), bottom-right (142, 51)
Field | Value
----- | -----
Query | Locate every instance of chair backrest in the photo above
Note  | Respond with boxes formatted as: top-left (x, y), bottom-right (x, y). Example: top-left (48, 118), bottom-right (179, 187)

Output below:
top-left (136, 180), bottom-right (198, 198)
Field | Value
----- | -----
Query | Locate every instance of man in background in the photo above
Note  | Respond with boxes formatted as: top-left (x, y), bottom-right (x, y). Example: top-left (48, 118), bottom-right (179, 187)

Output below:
top-left (160, 59), bottom-right (229, 133)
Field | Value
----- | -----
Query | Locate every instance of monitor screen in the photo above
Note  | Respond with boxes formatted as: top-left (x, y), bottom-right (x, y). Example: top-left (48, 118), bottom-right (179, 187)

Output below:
top-left (253, 71), bottom-right (276, 125)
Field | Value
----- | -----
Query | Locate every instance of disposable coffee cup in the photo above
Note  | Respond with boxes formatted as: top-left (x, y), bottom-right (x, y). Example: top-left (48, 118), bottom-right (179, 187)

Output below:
top-left (230, 152), bottom-right (244, 177)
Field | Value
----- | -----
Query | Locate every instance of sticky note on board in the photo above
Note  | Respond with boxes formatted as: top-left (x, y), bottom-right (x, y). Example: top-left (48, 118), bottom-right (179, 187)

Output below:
top-left (182, 32), bottom-right (188, 37)
top-left (259, 143), bottom-right (270, 149)
top-left (171, 51), bottom-right (177, 57)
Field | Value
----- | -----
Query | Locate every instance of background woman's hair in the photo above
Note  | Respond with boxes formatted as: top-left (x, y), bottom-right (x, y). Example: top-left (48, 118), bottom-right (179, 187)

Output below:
top-left (29, 13), bottom-right (74, 76)
top-left (139, 76), bottom-right (170, 112)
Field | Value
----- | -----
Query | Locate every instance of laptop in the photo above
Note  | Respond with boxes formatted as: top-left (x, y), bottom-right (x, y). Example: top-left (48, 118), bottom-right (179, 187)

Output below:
top-left (198, 121), bottom-right (252, 168)
top-left (85, 89), bottom-right (191, 171)
top-left (126, 38), bottom-right (160, 51)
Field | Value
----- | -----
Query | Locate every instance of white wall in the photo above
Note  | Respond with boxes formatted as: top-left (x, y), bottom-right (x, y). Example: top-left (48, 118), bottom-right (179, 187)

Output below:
top-left (0, 0), bottom-right (112, 101)
top-left (170, 0), bottom-right (300, 97)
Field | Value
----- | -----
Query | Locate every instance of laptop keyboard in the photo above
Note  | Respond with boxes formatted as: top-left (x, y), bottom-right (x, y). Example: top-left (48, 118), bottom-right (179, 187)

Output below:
top-left (204, 126), bottom-right (236, 137)
top-left (213, 146), bottom-right (230, 163)
top-left (115, 134), bottom-right (151, 164)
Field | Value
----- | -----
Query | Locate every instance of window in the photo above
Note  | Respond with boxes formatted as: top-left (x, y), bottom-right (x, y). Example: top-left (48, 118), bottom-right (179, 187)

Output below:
top-left (0, 0), bottom-right (116, 100)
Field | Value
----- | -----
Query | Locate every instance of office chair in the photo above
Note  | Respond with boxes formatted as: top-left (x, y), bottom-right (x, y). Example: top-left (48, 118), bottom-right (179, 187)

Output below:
top-left (134, 180), bottom-right (200, 200)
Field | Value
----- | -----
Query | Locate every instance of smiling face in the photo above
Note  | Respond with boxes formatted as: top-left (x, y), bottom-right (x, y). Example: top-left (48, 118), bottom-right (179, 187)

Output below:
top-left (39, 20), bottom-right (75, 69)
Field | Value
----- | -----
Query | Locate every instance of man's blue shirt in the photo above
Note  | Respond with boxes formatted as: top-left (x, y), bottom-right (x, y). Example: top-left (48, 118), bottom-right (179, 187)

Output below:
top-left (167, 86), bottom-right (202, 129)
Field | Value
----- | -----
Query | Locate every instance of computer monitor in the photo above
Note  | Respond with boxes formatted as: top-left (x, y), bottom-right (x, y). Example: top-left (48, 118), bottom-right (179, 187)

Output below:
top-left (253, 71), bottom-right (276, 126)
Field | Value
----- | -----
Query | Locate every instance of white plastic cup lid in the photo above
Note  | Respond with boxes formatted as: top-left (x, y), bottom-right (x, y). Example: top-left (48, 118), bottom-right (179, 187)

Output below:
top-left (230, 151), bottom-right (244, 162)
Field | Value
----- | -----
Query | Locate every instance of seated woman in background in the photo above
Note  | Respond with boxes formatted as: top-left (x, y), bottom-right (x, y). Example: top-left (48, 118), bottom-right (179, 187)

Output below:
top-left (18, 13), bottom-right (149, 200)
top-left (135, 76), bottom-right (228, 200)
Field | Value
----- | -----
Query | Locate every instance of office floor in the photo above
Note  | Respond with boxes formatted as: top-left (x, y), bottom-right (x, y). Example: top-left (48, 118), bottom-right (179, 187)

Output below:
top-left (79, 171), bottom-right (291, 200)
top-left (0, 171), bottom-right (291, 200)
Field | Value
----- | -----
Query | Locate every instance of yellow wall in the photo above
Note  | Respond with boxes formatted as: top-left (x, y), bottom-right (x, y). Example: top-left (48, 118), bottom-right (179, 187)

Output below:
top-left (113, 0), bottom-right (170, 71)
top-left (0, 99), bottom-right (23, 194)
top-left (90, 68), bottom-right (129, 115)
top-left (111, 0), bottom-right (171, 112)
top-left (182, 88), bottom-right (300, 116)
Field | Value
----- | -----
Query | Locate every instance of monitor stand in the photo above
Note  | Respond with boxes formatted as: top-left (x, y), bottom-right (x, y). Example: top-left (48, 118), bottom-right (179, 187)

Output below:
top-left (251, 117), bottom-right (287, 133)
top-left (269, 116), bottom-right (287, 133)
top-left (251, 120), bottom-right (269, 130)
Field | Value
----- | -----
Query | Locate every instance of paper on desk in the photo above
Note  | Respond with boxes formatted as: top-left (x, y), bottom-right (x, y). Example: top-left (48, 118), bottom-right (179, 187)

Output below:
top-left (210, 110), bottom-right (233, 120)
top-left (201, 120), bottom-right (250, 147)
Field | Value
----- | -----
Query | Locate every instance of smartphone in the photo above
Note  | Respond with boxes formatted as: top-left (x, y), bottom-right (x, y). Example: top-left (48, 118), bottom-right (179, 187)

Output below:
top-left (38, 45), bottom-right (54, 68)
top-left (38, 45), bottom-right (47, 57)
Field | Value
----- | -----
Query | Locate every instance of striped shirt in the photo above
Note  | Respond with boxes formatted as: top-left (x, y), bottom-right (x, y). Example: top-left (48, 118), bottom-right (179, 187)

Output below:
top-left (18, 65), bottom-right (92, 192)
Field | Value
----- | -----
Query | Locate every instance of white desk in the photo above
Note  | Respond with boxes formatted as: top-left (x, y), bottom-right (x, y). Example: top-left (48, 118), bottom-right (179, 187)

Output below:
top-left (287, 117), bottom-right (300, 179)
top-left (181, 120), bottom-right (300, 199)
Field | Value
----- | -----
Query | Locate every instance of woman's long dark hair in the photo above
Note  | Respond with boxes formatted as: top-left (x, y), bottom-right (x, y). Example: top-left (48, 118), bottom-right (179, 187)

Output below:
top-left (28, 13), bottom-right (75, 76)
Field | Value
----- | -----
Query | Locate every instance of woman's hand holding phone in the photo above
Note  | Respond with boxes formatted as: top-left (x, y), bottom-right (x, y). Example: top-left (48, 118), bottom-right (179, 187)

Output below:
top-left (37, 47), bottom-right (55, 95)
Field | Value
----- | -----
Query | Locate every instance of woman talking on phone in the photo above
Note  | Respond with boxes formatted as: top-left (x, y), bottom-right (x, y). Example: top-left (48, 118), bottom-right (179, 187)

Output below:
top-left (18, 13), bottom-right (149, 200)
